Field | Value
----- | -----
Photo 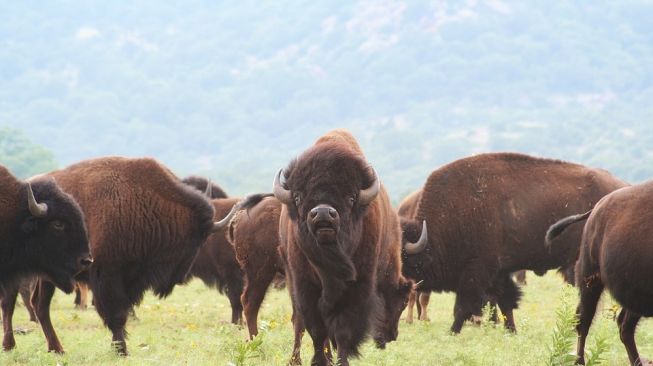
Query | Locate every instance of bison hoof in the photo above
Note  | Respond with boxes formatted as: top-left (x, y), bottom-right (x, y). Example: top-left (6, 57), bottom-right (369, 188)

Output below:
top-left (112, 341), bottom-right (128, 356)
top-left (374, 339), bottom-right (386, 349)
top-left (3, 340), bottom-right (16, 351)
top-left (48, 346), bottom-right (65, 354)
top-left (288, 355), bottom-right (302, 365)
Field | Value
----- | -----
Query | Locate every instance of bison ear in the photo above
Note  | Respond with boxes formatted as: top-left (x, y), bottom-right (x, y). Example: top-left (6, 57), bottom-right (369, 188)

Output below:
top-left (21, 217), bottom-right (39, 234)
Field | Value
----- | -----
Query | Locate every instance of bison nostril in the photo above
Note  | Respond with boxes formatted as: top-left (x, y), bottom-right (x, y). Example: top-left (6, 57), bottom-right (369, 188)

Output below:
top-left (309, 209), bottom-right (319, 219)
top-left (80, 257), bottom-right (94, 266)
top-left (328, 208), bottom-right (337, 218)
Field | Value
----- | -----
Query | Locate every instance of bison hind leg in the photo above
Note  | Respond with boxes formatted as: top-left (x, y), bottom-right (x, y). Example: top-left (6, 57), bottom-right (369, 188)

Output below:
top-left (618, 309), bottom-right (644, 366)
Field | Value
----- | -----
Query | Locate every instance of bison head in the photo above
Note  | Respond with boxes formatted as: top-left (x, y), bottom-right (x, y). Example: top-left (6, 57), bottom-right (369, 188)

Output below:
top-left (273, 143), bottom-right (379, 280)
top-left (21, 179), bottom-right (91, 293)
top-left (375, 277), bottom-right (414, 349)
top-left (400, 219), bottom-right (431, 289)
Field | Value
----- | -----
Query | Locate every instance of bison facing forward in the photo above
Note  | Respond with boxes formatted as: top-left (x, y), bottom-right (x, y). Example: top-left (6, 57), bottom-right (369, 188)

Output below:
top-left (275, 130), bottom-right (411, 366)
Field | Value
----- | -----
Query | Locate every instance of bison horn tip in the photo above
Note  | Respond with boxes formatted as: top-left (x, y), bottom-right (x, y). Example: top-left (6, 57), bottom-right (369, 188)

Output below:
top-left (26, 182), bottom-right (48, 218)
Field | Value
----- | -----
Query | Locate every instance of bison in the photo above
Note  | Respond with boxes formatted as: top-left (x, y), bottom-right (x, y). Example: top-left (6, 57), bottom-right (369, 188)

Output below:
top-left (274, 129), bottom-right (412, 366)
top-left (397, 189), bottom-right (431, 324)
top-left (0, 165), bottom-right (91, 350)
top-left (400, 152), bottom-right (626, 334)
top-left (181, 176), bottom-right (246, 325)
top-left (26, 157), bottom-right (221, 355)
top-left (189, 196), bottom-right (245, 325)
top-left (227, 193), bottom-right (284, 338)
top-left (546, 182), bottom-right (652, 366)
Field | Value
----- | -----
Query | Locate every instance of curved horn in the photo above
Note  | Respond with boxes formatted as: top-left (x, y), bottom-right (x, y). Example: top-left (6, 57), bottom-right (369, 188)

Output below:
top-left (405, 221), bottom-right (428, 255)
top-left (212, 203), bottom-right (239, 232)
top-left (358, 167), bottom-right (380, 205)
top-left (204, 179), bottom-right (213, 198)
top-left (272, 168), bottom-right (293, 205)
top-left (26, 182), bottom-right (48, 218)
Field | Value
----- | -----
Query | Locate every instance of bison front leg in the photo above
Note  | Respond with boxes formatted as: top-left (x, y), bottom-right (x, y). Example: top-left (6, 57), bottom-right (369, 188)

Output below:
top-left (92, 269), bottom-right (131, 356)
top-left (418, 292), bottom-right (431, 321)
top-left (74, 282), bottom-right (89, 310)
top-left (1, 284), bottom-right (19, 351)
top-left (405, 290), bottom-right (416, 324)
top-left (33, 280), bottom-right (64, 353)
top-left (295, 283), bottom-right (329, 366)
top-left (451, 267), bottom-right (491, 334)
top-left (492, 274), bottom-right (522, 332)
top-left (289, 309), bottom-right (305, 365)
top-left (18, 282), bottom-right (37, 322)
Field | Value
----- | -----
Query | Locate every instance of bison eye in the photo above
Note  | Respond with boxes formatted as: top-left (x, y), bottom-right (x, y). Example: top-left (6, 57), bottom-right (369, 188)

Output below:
top-left (348, 196), bottom-right (356, 206)
top-left (294, 194), bottom-right (301, 206)
top-left (50, 220), bottom-right (65, 231)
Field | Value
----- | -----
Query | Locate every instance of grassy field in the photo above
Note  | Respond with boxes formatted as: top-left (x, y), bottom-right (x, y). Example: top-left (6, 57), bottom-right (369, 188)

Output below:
top-left (1, 272), bottom-right (651, 365)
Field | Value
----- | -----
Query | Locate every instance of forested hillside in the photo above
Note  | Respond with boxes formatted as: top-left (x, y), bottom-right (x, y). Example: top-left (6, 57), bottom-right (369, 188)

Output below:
top-left (1, 1), bottom-right (652, 200)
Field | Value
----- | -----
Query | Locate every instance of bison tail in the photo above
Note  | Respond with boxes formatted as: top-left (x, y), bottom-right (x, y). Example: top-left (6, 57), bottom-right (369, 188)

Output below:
top-left (545, 210), bottom-right (592, 246)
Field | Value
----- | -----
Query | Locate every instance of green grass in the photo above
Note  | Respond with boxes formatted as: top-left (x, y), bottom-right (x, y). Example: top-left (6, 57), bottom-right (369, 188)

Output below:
top-left (1, 273), bottom-right (651, 365)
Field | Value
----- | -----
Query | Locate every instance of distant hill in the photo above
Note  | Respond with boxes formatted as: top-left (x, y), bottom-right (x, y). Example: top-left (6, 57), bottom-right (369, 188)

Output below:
top-left (1, 1), bottom-right (652, 200)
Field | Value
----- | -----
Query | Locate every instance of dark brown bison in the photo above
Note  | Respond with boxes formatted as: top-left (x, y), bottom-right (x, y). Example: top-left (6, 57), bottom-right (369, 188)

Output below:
top-left (227, 193), bottom-right (283, 338)
top-left (27, 157), bottom-right (220, 355)
top-left (400, 153), bottom-right (626, 334)
top-left (275, 130), bottom-right (412, 366)
top-left (546, 182), bottom-right (652, 366)
top-left (65, 176), bottom-right (227, 314)
top-left (188, 197), bottom-right (245, 325)
top-left (397, 189), bottom-right (431, 324)
top-left (0, 165), bottom-right (91, 350)
top-left (180, 176), bottom-right (246, 325)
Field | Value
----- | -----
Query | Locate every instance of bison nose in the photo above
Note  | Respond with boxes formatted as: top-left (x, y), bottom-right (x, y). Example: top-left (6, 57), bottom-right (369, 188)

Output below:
top-left (309, 205), bottom-right (339, 222)
top-left (79, 256), bottom-right (94, 267)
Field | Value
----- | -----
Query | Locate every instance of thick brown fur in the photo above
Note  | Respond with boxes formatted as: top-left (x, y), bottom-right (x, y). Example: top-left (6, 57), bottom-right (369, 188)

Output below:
top-left (188, 197), bottom-right (244, 325)
top-left (227, 194), bottom-right (284, 339)
top-left (401, 152), bottom-right (627, 334)
top-left (32, 157), bottom-right (215, 355)
top-left (553, 182), bottom-right (653, 365)
top-left (278, 130), bottom-right (409, 366)
top-left (71, 176), bottom-right (229, 312)
top-left (0, 165), bottom-right (90, 351)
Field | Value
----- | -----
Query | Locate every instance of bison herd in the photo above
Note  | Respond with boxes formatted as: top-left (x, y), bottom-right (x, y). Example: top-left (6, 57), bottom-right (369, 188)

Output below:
top-left (0, 129), bottom-right (650, 365)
